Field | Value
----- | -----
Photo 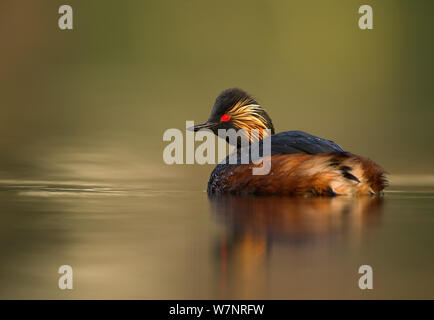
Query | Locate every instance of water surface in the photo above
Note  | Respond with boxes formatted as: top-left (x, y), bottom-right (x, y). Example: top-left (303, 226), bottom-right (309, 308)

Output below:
top-left (0, 178), bottom-right (432, 299)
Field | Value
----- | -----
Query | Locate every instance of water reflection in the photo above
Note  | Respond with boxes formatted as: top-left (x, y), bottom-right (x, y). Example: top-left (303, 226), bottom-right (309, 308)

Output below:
top-left (209, 196), bottom-right (383, 298)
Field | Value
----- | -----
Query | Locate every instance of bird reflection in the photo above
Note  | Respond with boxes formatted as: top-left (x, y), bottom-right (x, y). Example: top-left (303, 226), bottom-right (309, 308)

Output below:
top-left (209, 196), bottom-right (384, 298)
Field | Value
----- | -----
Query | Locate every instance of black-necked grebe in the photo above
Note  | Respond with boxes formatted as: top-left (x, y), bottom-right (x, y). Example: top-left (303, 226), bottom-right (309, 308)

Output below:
top-left (193, 88), bottom-right (387, 196)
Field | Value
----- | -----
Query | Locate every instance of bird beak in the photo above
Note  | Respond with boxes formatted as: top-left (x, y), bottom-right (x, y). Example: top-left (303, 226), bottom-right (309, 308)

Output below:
top-left (188, 121), bottom-right (218, 132)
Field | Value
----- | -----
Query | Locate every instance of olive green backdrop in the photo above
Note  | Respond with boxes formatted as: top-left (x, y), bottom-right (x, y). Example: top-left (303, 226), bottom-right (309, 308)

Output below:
top-left (1, 0), bottom-right (433, 184)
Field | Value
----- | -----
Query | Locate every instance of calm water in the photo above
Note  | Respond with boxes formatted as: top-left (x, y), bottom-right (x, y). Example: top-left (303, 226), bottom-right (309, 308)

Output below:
top-left (1, 0), bottom-right (434, 300)
top-left (0, 177), bottom-right (433, 299)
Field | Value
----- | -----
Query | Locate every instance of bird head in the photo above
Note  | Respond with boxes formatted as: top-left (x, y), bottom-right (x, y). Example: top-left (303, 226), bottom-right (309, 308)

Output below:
top-left (192, 88), bottom-right (275, 144)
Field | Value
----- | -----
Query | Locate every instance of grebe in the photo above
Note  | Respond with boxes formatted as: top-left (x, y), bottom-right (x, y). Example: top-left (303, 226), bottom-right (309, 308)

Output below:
top-left (193, 88), bottom-right (387, 196)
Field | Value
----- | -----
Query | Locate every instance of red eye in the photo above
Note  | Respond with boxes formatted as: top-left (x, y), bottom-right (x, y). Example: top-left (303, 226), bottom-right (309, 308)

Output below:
top-left (221, 114), bottom-right (230, 122)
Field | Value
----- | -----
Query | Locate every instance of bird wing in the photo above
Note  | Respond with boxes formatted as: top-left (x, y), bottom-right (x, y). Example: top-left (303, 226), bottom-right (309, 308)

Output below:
top-left (270, 130), bottom-right (344, 155)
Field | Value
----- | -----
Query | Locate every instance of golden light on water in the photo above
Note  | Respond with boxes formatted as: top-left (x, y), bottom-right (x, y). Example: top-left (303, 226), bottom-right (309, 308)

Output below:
top-left (0, 1), bottom-right (433, 299)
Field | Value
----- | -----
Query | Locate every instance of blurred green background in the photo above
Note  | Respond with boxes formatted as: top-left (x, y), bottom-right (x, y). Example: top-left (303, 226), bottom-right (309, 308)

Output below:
top-left (1, 0), bottom-right (434, 300)
top-left (1, 0), bottom-right (433, 185)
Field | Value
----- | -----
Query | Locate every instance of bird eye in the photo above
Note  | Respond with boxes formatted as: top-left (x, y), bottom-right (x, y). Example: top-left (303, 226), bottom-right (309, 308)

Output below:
top-left (221, 114), bottom-right (230, 122)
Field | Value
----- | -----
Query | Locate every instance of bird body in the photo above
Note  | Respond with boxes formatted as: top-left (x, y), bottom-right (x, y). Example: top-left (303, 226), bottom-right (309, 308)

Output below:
top-left (208, 151), bottom-right (386, 196)
top-left (193, 88), bottom-right (387, 196)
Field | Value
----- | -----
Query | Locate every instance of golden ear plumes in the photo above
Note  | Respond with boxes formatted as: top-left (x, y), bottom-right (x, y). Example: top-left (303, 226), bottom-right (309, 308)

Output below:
top-left (227, 98), bottom-right (271, 142)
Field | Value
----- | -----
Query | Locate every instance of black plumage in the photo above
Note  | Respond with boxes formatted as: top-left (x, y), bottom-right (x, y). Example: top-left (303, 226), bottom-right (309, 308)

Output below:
top-left (268, 130), bottom-right (344, 155)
